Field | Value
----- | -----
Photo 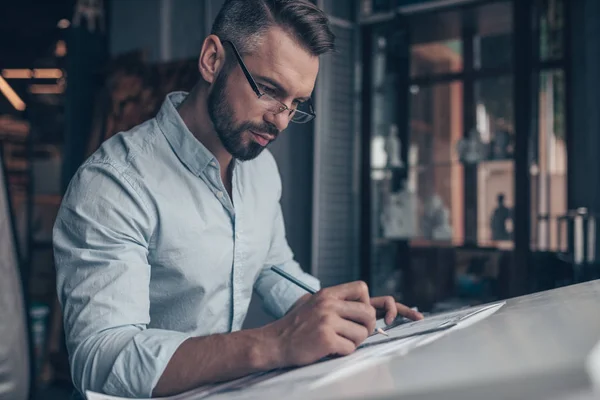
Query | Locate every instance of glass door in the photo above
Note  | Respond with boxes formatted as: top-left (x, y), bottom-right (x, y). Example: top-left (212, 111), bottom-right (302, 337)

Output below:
top-left (362, 1), bottom-right (517, 306)
top-left (407, 8), bottom-right (467, 248)
top-left (362, 19), bottom-right (411, 297)
top-left (530, 0), bottom-right (568, 252)
top-left (362, 0), bottom-right (569, 305)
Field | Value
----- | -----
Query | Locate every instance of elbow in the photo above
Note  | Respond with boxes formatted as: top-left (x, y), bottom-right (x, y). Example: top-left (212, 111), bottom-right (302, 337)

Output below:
top-left (68, 328), bottom-right (141, 397)
top-left (70, 343), bottom-right (103, 396)
top-left (69, 334), bottom-right (112, 396)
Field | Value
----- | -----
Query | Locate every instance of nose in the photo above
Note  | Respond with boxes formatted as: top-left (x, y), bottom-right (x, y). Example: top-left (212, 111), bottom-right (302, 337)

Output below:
top-left (264, 110), bottom-right (290, 133)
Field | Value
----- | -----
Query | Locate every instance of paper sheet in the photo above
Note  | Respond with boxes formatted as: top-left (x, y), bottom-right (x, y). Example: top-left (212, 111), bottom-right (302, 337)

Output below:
top-left (86, 302), bottom-right (505, 400)
top-left (360, 301), bottom-right (505, 347)
top-left (586, 337), bottom-right (600, 391)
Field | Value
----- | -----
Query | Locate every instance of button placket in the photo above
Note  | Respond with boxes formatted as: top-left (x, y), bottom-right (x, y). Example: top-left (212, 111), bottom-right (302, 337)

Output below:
top-left (231, 215), bottom-right (244, 327)
top-left (231, 167), bottom-right (245, 328)
top-left (206, 165), bottom-right (235, 215)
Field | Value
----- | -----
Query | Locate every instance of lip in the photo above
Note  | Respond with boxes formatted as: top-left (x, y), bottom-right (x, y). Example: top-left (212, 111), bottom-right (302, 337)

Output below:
top-left (250, 131), bottom-right (274, 147)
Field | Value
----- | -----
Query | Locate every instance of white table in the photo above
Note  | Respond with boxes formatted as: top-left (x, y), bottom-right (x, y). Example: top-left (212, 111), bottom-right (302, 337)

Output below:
top-left (86, 280), bottom-right (600, 400)
top-left (309, 279), bottom-right (600, 400)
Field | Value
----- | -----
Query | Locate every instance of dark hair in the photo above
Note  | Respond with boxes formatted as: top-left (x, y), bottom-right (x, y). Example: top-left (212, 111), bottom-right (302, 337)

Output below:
top-left (211, 0), bottom-right (335, 57)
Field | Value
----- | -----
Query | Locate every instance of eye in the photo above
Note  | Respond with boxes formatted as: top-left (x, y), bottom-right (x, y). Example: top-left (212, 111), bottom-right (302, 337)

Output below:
top-left (259, 84), bottom-right (276, 95)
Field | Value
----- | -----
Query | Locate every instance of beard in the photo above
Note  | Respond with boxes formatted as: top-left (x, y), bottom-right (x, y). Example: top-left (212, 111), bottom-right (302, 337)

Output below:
top-left (207, 68), bottom-right (280, 161)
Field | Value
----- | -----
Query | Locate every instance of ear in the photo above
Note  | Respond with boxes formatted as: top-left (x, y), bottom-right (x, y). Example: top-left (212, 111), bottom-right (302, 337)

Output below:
top-left (198, 35), bottom-right (225, 84)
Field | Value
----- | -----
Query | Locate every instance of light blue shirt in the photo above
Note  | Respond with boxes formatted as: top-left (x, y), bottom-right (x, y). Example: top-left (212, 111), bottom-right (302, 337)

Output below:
top-left (53, 92), bottom-right (320, 398)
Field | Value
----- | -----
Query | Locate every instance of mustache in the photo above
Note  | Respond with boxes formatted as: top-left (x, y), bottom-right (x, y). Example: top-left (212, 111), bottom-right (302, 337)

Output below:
top-left (239, 122), bottom-right (280, 138)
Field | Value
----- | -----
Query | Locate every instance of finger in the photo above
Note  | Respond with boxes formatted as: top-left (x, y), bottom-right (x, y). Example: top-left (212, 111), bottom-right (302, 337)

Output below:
top-left (396, 303), bottom-right (424, 320)
top-left (331, 316), bottom-right (370, 348)
top-left (385, 297), bottom-right (397, 325)
top-left (329, 334), bottom-right (357, 357)
top-left (323, 281), bottom-right (370, 305)
top-left (336, 300), bottom-right (377, 334)
top-left (370, 296), bottom-right (397, 325)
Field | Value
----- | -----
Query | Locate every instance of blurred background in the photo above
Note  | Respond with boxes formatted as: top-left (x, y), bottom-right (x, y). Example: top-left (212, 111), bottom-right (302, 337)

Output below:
top-left (1, 0), bottom-right (599, 398)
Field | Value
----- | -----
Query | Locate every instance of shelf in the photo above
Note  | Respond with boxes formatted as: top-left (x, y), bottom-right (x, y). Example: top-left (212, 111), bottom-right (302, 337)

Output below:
top-left (372, 161), bottom-right (459, 169)
top-left (371, 166), bottom-right (406, 171)
top-left (478, 158), bottom-right (515, 164)
top-left (409, 239), bottom-right (456, 248)
top-left (372, 120), bottom-right (433, 134)
top-left (374, 237), bottom-right (406, 246)
top-left (371, 160), bottom-right (516, 173)
top-left (374, 237), bottom-right (461, 248)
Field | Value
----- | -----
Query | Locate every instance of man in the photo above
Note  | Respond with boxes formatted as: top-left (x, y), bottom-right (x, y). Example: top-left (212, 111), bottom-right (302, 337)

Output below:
top-left (54, 0), bottom-right (422, 398)
top-left (491, 193), bottom-right (512, 241)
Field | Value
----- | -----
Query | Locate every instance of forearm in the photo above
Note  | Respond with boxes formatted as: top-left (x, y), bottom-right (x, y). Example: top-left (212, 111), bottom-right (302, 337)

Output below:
top-left (153, 327), bottom-right (281, 397)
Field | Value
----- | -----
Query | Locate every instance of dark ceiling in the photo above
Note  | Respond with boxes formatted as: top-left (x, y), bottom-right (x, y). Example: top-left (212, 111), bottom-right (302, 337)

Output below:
top-left (0, 0), bottom-right (73, 116)
top-left (0, 0), bottom-right (73, 68)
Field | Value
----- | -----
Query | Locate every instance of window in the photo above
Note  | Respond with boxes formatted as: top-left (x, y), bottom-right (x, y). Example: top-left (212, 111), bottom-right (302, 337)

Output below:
top-left (409, 82), bottom-right (464, 244)
top-left (531, 69), bottom-right (567, 250)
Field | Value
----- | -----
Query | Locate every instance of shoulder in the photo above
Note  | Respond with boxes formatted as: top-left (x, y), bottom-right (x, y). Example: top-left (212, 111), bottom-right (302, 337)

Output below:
top-left (86, 119), bottom-right (162, 173)
top-left (66, 119), bottom-right (165, 209)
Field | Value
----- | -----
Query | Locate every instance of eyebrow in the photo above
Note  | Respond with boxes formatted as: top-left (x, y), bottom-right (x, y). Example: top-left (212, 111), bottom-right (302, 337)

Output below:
top-left (255, 75), bottom-right (312, 103)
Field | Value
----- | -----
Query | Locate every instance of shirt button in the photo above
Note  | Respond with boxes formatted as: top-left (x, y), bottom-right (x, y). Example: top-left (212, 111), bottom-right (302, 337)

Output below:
top-left (235, 233), bottom-right (240, 239)
top-left (217, 191), bottom-right (224, 199)
top-left (210, 161), bottom-right (216, 167)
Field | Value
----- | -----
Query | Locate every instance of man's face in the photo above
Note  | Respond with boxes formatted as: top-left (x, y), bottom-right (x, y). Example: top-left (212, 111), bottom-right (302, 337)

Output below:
top-left (207, 27), bottom-right (319, 161)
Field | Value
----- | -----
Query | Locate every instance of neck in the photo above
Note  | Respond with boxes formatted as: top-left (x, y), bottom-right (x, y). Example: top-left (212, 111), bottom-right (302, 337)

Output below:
top-left (177, 84), bottom-right (233, 173)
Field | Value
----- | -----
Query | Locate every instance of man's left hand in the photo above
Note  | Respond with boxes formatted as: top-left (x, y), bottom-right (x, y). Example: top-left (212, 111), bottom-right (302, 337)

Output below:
top-left (370, 296), bottom-right (424, 325)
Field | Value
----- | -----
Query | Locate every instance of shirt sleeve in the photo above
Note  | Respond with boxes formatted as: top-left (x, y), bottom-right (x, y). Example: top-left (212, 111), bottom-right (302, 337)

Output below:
top-left (53, 161), bottom-right (190, 398)
top-left (253, 204), bottom-right (321, 318)
top-left (253, 154), bottom-right (320, 318)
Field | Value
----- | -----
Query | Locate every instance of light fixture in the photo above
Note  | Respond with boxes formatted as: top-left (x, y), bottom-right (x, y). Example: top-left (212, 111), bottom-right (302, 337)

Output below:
top-left (0, 76), bottom-right (26, 111)
top-left (2, 69), bottom-right (64, 80)
top-left (55, 40), bottom-right (67, 57)
top-left (57, 19), bottom-right (70, 29)
top-left (28, 84), bottom-right (65, 95)
top-left (32, 69), bottom-right (63, 79)
top-left (1, 69), bottom-right (33, 79)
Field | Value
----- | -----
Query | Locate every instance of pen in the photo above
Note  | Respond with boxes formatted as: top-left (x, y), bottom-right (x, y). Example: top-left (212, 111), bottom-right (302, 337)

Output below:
top-left (271, 265), bottom-right (317, 294)
top-left (270, 266), bottom-right (388, 337)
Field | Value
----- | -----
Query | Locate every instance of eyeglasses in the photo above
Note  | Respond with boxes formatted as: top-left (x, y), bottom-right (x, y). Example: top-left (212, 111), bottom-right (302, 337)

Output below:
top-left (222, 40), bottom-right (316, 124)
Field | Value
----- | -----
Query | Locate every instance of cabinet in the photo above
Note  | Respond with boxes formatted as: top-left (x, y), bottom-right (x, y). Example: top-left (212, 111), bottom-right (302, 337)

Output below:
top-left (360, 0), bottom-right (569, 308)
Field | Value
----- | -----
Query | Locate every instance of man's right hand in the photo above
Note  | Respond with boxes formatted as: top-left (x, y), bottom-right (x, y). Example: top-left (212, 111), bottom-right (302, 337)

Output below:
top-left (263, 281), bottom-right (376, 367)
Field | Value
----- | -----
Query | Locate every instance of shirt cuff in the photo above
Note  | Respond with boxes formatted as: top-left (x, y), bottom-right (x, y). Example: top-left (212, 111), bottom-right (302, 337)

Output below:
top-left (265, 270), bottom-right (321, 318)
top-left (102, 329), bottom-right (191, 398)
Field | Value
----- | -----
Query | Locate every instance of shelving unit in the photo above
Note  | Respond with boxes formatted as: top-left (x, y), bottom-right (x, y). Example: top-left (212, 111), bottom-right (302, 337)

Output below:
top-left (360, 0), bottom-right (571, 308)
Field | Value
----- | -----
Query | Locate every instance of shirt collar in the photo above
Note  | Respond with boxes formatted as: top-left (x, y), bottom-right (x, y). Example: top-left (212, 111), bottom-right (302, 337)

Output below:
top-left (156, 91), bottom-right (216, 176)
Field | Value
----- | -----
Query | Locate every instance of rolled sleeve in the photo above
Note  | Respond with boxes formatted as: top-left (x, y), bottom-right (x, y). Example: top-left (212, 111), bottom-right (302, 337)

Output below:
top-left (254, 203), bottom-right (320, 318)
top-left (54, 161), bottom-right (189, 398)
